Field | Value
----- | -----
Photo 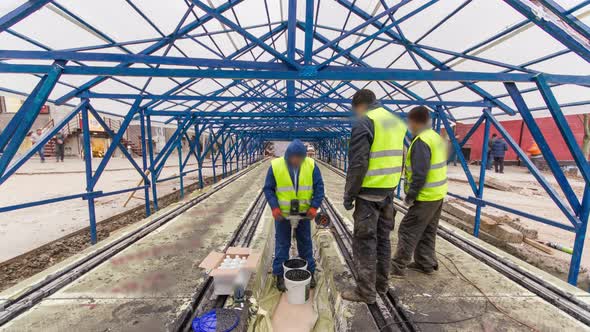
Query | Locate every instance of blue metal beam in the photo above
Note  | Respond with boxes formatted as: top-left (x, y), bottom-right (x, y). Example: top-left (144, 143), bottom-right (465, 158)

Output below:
top-left (3, 63), bottom-right (589, 84)
top-left (0, 60), bottom-right (65, 177)
top-left (190, 0), bottom-right (300, 70)
top-left (83, 92), bottom-right (488, 107)
top-left (504, 0), bottom-right (590, 63)
top-left (504, 82), bottom-right (581, 214)
top-left (54, 0), bottom-right (246, 104)
top-left (0, 50), bottom-right (290, 71)
top-left (0, 0), bottom-right (52, 32)
top-left (336, 0), bottom-right (516, 115)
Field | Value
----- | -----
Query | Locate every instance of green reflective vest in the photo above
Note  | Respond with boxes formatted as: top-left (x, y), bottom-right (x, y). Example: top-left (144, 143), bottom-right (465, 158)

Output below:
top-left (271, 157), bottom-right (315, 216)
top-left (405, 129), bottom-right (448, 201)
top-left (361, 107), bottom-right (407, 188)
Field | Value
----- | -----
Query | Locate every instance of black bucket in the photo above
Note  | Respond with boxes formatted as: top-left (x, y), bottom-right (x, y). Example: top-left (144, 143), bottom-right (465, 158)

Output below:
top-left (283, 258), bottom-right (307, 275)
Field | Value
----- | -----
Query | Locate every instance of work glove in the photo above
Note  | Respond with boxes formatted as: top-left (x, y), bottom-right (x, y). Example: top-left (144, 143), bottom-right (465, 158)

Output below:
top-left (272, 208), bottom-right (285, 221)
top-left (404, 195), bottom-right (415, 207)
top-left (306, 207), bottom-right (318, 219)
top-left (343, 198), bottom-right (354, 211)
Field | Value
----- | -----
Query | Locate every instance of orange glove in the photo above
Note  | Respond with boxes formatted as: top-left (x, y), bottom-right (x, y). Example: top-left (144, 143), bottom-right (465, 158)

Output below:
top-left (306, 207), bottom-right (318, 219)
top-left (272, 208), bottom-right (284, 221)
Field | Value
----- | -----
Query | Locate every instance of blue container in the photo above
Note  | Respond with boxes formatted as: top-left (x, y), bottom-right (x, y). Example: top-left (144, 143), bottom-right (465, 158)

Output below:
top-left (192, 308), bottom-right (239, 332)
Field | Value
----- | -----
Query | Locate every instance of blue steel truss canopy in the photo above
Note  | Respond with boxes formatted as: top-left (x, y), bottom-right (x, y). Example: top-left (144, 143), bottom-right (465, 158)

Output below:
top-left (2, 0), bottom-right (590, 287)
top-left (0, 0), bottom-right (590, 126)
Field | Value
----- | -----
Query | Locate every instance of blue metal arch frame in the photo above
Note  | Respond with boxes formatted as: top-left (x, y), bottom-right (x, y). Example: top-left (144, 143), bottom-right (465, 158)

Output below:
top-left (0, 0), bottom-right (590, 287)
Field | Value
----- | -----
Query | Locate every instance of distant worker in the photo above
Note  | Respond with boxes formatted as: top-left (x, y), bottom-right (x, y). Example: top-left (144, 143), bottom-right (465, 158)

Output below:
top-left (55, 132), bottom-right (65, 162)
top-left (487, 133), bottom-right (496, 170)
top-left (527, 142), bottom-right (544, 170)
top-left (30, 128), bottom-right (45, 163)
top-left (341, 89), bottom-right (407, 304)
top-left (392, 106), bottom-right (448, 278)
top-left (263, 139), bottom-right (324, 292)
top-left (491, 133), bottom-right (508, 173)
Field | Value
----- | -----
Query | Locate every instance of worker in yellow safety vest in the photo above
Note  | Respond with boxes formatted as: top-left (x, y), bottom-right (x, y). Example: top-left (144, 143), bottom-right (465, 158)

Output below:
top-left (391, 106), bottom-right (448, 278)
top-left (263, 139), bottom-right (325, 292)
top-left (341, 89), bottom-right (407, 304)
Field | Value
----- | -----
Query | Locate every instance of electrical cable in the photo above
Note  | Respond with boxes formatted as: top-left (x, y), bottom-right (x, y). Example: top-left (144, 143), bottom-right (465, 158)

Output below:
top-left (436, 250), bottom-right (540, 332)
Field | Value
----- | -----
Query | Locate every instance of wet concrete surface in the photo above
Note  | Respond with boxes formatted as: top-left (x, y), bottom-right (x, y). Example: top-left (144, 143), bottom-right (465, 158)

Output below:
top-left (318, 164), bottom-right (590, 331)
top-left (0, 162), bottom-right (268, 332)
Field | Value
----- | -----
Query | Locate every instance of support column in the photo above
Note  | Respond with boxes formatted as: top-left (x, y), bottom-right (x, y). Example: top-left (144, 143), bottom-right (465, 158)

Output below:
top-left (146, 114), bottom-right (158, 211)
top-left (139, 109), bottom-right (151, 217)
top-left (474, 112), bottom-right (491, 237)
top-left (177, 119), bottom-right (184, 199)
top-left (81, 102), bottom-right (97, 244)
top-left (195, 124), bottom-right (204, 189)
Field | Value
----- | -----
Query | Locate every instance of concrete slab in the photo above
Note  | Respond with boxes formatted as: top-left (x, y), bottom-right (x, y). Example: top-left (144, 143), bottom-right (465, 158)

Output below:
top-left (2, 298), bottom-right (190, 332)
top-left (1, 162), bottom-right (269, 331)
top-left (318, 164), bottom-right (590, 331)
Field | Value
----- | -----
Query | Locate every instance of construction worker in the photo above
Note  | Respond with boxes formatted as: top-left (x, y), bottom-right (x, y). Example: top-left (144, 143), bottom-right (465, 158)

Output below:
top-left (491, 133), bottom-right (508, 173)
top-left (392, 106), bottom-right (448, 277)
top-left (341, 89), bottom-right (407, 304)
top-left (263, 139), bottom-right (324, 292)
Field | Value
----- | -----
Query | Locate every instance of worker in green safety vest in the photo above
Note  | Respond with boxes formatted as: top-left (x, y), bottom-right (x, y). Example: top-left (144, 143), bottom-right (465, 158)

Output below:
top-left (263, 139), bottom-right (325, 292)
top-left (392, 106), bottom-right (448, 278)
top-left (341, 89), bottom-right (407, 304)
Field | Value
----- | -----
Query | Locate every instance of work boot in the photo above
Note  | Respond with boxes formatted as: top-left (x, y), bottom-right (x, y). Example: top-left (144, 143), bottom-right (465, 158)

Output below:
top-left (341, 288), bottom-right (376, 304)
top-left (310, 273), bottom-right (316, 289)
top-left (276, 275), bottom-right (287, 292)
top-left (408, 262), bottom-right (435, 275)
top-left (390, 264), bottom-right (406, 279)
top-left (376, 283), bottom-right (389, 296)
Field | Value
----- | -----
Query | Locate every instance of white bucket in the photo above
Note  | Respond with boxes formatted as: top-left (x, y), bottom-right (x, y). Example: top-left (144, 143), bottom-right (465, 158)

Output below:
top-left (283, 258), bottom-right (308, 276)
top-left (284, 269), bottom-right (311, 304)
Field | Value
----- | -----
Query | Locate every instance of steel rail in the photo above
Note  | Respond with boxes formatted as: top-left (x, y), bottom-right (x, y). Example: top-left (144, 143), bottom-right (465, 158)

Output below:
top-left (322, 197), bottom-right (418, 332)
top-left (0, 160), bottom-right (265, 327)
top-left (318, 159), bottom-right (590, 327)
top-left (176, 190), bottom-right (268, 332)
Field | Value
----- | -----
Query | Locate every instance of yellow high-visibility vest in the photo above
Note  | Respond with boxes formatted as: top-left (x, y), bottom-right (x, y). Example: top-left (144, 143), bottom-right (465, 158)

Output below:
top-left (271, 157), bottom-right (315, 216)
top-left (405, 129), bottom-right (448, 201)
top-left (361, 107), bottom-right (407, 188)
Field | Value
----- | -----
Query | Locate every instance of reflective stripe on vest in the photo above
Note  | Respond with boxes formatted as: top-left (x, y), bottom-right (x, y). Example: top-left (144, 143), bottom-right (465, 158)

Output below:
top-left (361, 107), bottom-right (407, 189)
top-left (271, 157), bottom-right (315, 216)
top-left (405, 129), bottom-right (448, 201)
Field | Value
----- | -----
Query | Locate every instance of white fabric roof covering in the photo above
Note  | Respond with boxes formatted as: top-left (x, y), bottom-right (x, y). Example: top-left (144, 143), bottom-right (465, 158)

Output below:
top-left (0, 0), bottom-right (589, 122)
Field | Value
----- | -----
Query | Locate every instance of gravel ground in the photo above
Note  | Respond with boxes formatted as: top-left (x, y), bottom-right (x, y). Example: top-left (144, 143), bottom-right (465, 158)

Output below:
top-left (0, 172), bottom-right (227, 292)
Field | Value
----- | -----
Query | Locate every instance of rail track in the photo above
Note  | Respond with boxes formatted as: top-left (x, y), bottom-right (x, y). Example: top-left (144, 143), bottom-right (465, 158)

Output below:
top-left (0, 161), bottom-right (264, 327)
top-left (318, 159), bottom-right (590, 327)
top-left (177, 190), bottom-right (268, 331)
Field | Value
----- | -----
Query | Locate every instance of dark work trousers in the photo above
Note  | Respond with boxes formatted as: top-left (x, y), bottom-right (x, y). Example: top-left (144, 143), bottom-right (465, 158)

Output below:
top-left (494, 157), bottom-right (505, 173)
top-left (56, 144), bottom-right (64, 161)
top-left (273, 218), bottom-right (315, 275)
top-left (393, 199), bottom-right (443, 270)
top-left (352, 196), bottom-right (395, 299)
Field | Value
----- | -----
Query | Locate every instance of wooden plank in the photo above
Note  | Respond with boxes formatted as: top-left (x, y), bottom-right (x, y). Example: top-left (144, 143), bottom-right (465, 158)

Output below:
top-left (524, 238), bottom-right (553, 255)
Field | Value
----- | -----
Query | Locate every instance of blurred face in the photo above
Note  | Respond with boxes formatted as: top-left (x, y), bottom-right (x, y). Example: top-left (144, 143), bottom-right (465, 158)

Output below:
top-left (288, 155), bottom-right (304, 168)
top-left (352, 103), bottom-right (369, 118)
top-left (36, 129), bottom-right (42, 135)
top-left (407, 119), bottom-right (423, 135)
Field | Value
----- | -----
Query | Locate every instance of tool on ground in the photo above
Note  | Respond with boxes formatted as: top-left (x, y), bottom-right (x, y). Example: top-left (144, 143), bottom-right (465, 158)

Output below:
top-left (545, 242), bottom-right (573, 255)
top-left (314, 211), bottom-right (330, 228)
top-left (192, 308), bottom-right (239, 332)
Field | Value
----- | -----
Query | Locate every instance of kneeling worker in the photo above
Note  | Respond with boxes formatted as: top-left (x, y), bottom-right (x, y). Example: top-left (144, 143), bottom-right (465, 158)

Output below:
top-left (263, 139), bottom-right (325, 291)
top-left (392, 106), bottom-right (448, 277)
